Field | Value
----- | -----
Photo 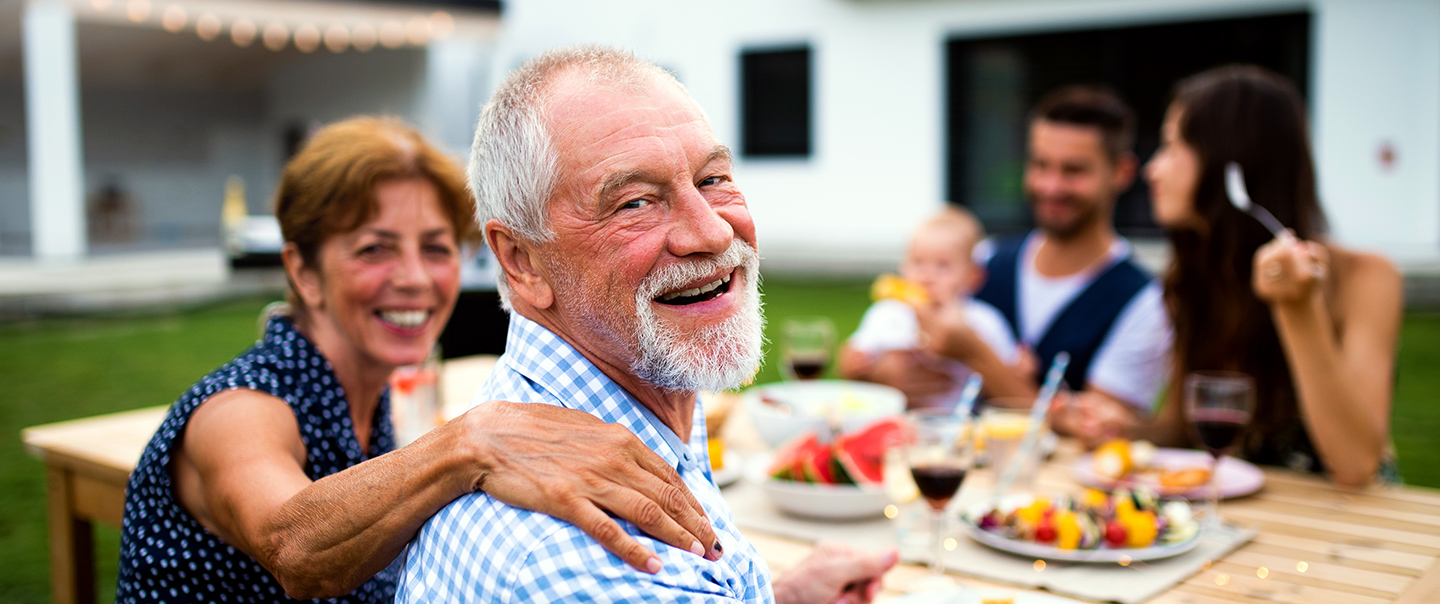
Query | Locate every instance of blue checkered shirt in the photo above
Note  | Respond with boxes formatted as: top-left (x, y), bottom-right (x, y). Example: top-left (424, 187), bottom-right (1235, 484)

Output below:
top-left (395, 314), bottom-right (774, 603)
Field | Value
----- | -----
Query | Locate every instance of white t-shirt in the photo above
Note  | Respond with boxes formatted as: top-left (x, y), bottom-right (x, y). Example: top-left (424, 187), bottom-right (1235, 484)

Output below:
top-left (986, 233), bottom-right (1172, 411)
top-left (847, 297), bottom-right (1020, 400)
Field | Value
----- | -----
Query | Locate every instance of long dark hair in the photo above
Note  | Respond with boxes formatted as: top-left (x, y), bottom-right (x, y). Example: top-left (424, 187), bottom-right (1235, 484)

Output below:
top-left (1163, 65), bottom-right (1328, 460)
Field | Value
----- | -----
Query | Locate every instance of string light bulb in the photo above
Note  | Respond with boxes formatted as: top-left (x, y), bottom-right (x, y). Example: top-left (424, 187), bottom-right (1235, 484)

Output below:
top-left (195, 13), bottom-right (221, 41)
top-left (293, 24), bottom-right (321, 53)
top-left (126, 0), bottom-right (151, 23)
top-left (351, 23), bottom-right (377, 52)
top-left (406, 16), bottom-right (430, 46)
top-left (378, 20), bottom-right (405, 49)
top-left (160, 4), bottom-right (186, 33)
top-left (230, 18), bottom-right (257, 47)
top-left (324, 24), bottom-right (350, 53)
top-left (262, 22), bottom-right (289, 51)
top-left (429, 11), bottom-right (454, 40)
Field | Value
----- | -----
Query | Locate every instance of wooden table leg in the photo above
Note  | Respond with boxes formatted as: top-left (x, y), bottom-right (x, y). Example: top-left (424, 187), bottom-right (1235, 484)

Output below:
top-left (45, 466), bottom-right (95, 604)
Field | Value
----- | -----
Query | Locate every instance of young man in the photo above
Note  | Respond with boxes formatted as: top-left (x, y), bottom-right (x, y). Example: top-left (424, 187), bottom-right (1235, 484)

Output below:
top-left (928, 86), bottom-right (1171, 445)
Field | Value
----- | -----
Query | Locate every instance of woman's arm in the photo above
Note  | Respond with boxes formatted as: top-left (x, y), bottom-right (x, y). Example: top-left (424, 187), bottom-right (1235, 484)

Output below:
top-left (1254, 240), bottom-right (1401, 487)
top-left (173, 391), bottom-right (720, 599)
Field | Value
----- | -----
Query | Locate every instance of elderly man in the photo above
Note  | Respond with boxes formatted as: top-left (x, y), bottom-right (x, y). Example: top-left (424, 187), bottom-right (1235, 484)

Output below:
top-left (396, 47), bottom-right (897, 602)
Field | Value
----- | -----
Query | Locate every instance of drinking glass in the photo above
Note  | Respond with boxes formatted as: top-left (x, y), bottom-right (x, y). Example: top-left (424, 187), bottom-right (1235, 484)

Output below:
top-left (905, 409), bottom-right (974, 578)
top-left (780, 317), bottom-right (835, 380)
top-left (979, 403), bottom-right (1042, 495)
top-left (391, 347), bottom-right (443, 446)
top-left (1184, 371), bottom-right (1255, 527)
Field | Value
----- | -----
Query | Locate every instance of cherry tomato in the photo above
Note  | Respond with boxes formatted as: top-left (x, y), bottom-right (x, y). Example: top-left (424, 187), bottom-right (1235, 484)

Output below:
top-left (1035, 519), bottom-right (1057, 543)
top-left (1105, 520), bottom-right (1127, 546)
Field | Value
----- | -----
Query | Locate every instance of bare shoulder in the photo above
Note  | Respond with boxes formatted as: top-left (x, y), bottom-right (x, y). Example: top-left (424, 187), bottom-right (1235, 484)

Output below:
top-left (184, 389), bottom-right (305, 463)
top-left (1331, 246), bottom-right (1402, 303)
top-left (1328, 246), bottom-right (1403, 336)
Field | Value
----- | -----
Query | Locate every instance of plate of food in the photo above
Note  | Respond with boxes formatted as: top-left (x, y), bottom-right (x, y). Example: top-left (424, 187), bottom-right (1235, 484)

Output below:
top-left (1071, 439), bottom-right (1265, 499)
top-left (745, 417), bottom-right (904, 520)
top-left (961, 489), bottom-right (1200, 563)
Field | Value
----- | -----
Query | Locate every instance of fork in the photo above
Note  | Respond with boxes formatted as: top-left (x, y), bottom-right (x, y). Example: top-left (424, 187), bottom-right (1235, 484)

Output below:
top-left (1224, 162), bottom-right (1292, 241)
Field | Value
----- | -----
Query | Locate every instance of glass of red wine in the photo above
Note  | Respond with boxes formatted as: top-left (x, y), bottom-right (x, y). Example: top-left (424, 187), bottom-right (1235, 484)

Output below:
top-left (905, 409), bottom-right (974, 579)
top-left (780, 317), bottom-right (835, 380)
top-left (1184, 371), bottom-right (1255, 528)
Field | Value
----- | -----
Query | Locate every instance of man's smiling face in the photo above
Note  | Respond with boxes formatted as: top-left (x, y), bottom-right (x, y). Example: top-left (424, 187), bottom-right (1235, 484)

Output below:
top-left (535, 73), bottom-right (763, 391)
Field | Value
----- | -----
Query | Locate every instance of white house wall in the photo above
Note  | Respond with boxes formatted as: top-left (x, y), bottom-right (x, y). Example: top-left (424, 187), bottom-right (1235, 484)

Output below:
top-left (493, 0), bottom-right (1440, 274)
top-left (1312, 0), bottom-right (1440, 266)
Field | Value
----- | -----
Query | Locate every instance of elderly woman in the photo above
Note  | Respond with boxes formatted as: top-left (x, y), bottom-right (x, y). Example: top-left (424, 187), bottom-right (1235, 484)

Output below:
top-left (1143, 66), bottom-right (1401, 486)
top-left (116, 117), bottom-right (719, 603)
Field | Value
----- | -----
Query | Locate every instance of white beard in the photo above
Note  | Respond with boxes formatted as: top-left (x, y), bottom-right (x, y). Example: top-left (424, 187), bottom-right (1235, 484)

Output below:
top-left (631, 240), bottom-right (765, 392)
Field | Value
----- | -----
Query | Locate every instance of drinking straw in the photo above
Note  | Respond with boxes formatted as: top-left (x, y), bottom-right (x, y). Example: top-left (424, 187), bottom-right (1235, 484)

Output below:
top-left (952, 374), bottom-right (984, 420)
top-left (994, 352), bottom-right (1070, 497)
top-left (949, 374), bottom-right (983, 450)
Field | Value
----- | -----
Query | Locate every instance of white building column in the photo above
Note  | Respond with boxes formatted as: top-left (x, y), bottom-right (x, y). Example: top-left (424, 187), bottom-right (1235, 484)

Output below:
top-left (24, 0), bottom-right (87, 261)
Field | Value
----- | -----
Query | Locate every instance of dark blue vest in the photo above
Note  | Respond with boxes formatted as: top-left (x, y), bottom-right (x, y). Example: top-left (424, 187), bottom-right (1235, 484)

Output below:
top-left (974, 234), bottom-right (1152, 393)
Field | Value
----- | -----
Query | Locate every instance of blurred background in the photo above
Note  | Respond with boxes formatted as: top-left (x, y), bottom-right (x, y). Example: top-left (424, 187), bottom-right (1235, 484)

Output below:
top-left (2, 0), bottom-right (1439, 601)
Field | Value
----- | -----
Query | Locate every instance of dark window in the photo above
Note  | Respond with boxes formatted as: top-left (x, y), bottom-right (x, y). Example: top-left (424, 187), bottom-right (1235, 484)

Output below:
top-left (946, 12), bottom-right (1311, 237)
top-left (741, 47), bottom-right (812, 157)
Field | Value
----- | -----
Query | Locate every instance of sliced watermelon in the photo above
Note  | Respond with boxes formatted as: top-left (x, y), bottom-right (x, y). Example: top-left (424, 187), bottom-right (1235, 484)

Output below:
top-left (768, 431), bottom-right (820, 481)
top-left (800, 438), bottom-right (837, 484)
top-left (830, 452), bottom-right (854, 485)
top-left (834, 416), bottom-right (907, 485)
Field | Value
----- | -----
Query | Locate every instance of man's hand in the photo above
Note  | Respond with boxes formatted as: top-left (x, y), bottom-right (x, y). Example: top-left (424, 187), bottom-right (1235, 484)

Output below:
top-left (1048, 390), bottom-right (1142, 449)
top-left (772, 543), bottom-right (898, 604)
top-left (869, 350), bottom-right (957, 407)
top-left (458, 401), bottom-right (721, 574)
top-left (913, 301), bottom-right (987, 362)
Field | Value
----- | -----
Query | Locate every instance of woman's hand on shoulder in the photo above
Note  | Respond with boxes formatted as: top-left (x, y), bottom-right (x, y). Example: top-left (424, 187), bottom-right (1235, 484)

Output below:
top-left (1253, 233), bottom-right (1328, 307)
top-left (452, 401), bottom-right (722, 573)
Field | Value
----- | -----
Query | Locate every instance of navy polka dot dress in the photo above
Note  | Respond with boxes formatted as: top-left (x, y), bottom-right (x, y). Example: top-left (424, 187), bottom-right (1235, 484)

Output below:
top-left (116, 316), bottom-right (397, 603)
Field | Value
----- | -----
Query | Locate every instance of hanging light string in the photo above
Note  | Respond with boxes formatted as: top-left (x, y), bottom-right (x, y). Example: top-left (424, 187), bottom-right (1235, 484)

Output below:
top-left (81, 0), bottom-right (464, 54)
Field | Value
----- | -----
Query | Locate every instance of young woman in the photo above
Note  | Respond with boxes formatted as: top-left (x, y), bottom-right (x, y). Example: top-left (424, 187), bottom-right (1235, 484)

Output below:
top-left (116, 117), bottom-right (720, 603)
top-left (1143, 65), bottom-right (1401, 487)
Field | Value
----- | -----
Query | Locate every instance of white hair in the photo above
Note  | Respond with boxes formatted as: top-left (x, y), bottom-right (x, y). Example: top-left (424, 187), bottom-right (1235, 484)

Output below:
top-left (469, 45), bottom-right (687, 310)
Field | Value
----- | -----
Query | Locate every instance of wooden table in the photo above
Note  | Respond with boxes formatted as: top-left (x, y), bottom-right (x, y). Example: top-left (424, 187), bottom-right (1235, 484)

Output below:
top-left (24, 388), bottom-right (1440, 604)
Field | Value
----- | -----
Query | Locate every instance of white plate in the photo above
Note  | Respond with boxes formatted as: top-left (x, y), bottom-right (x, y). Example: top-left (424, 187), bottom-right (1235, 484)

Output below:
top-left (745, 453), bottom-right (891, 520)
top-left (1071, 448), bottom-right (1265, 500)
top-left (742, 380), bottom-right (905, 449)
top-left (960, 496), bottom-right (1200, 563)
top-left (712, 451), bottom-right (743, 488)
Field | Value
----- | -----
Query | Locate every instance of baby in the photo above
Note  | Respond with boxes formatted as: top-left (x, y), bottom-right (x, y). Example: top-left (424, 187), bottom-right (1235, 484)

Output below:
top-left (839, 207), bottom-right (1019, 409)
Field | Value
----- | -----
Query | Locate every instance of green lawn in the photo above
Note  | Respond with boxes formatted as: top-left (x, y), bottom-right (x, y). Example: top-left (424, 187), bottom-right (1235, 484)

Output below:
top-left (1, 280), bottom-right (1437, 602)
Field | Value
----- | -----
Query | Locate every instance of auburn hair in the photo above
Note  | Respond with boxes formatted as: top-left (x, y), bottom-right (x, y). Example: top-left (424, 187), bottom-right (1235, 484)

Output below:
top-left (1163, 65), bottom-right (1327, 460)
top-left (274, 116), bottom-right (477, 307)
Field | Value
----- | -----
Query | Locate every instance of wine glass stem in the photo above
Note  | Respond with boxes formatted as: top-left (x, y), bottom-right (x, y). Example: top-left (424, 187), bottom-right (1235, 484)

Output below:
top-left (1209, 454), bottom-right (1222, 529)
top-left (931, 508), bottom-right (945, 576)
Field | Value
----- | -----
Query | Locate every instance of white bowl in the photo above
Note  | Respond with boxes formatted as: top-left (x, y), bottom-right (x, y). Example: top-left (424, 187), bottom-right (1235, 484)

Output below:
top-left (745, 453), bottom-right (892, 520)
top-left (742, 380), bottom-right (905, 449)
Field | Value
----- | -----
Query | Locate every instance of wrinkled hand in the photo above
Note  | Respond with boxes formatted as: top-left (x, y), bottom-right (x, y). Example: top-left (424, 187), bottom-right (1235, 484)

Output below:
top-left (869, 350), bottom-right (957, 407)
top-left (1253, 233), bottom-right (1328, 307)
top-left (1048, 391), bottom-right (1140, 449)
top-left (459, 401), bottom-right (720, 573)
top-left (772, 543), bottom-right (898, 604)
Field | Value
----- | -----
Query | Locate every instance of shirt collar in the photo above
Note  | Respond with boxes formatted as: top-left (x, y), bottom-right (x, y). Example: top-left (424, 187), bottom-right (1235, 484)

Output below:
top-left (502, 313), bottom-right (706, 472)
